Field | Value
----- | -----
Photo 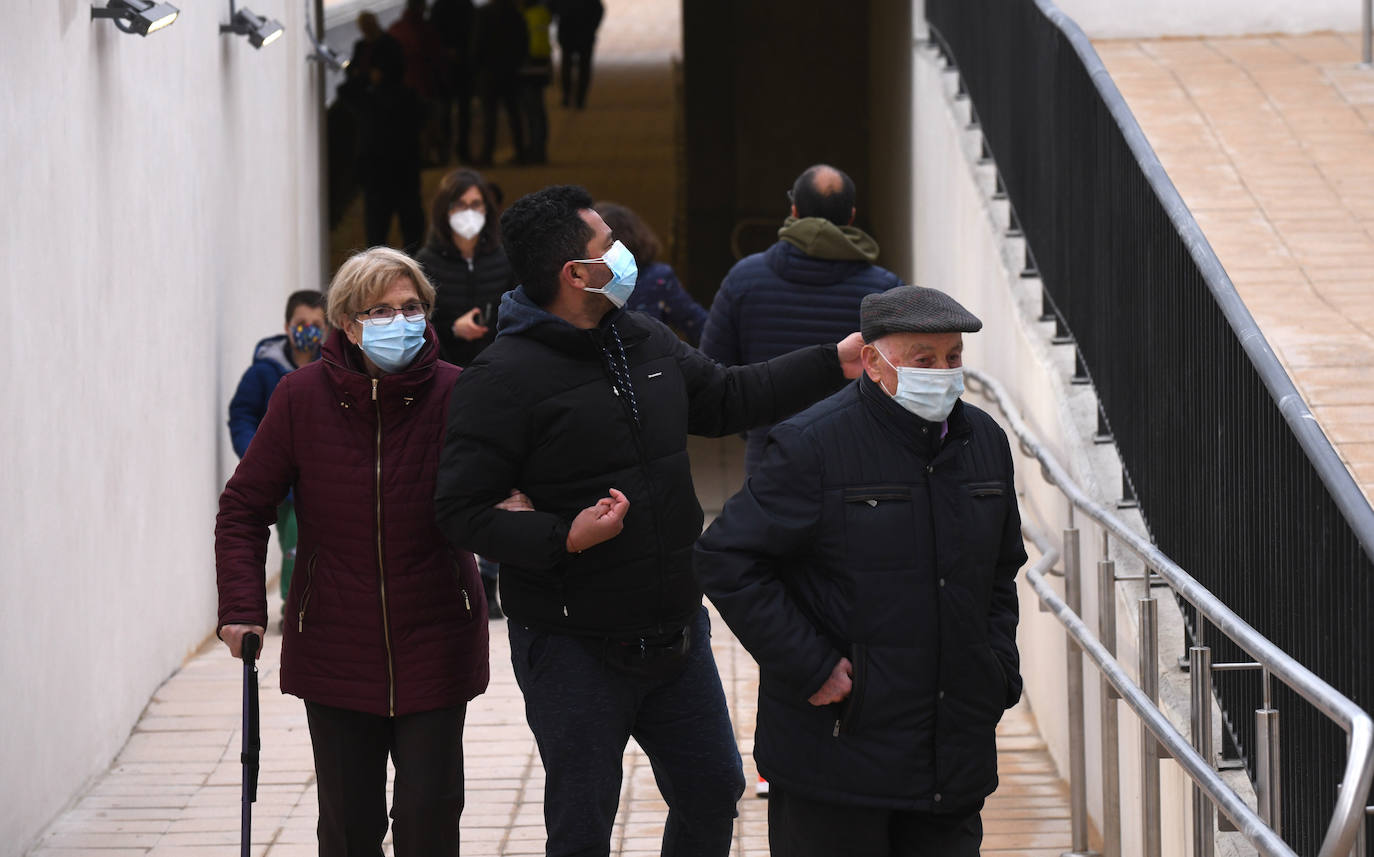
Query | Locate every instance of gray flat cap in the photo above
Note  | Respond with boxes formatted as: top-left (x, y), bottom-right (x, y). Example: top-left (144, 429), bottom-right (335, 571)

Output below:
top-left (861, 285), bottom-right (983, 342)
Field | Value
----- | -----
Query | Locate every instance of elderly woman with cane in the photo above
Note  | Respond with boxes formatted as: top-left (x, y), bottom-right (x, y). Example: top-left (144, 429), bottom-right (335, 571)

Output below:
top-left (215, 247), bottom-right (490, 856)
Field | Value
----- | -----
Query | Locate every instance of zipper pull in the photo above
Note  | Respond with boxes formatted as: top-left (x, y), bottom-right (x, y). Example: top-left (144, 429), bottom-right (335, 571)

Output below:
top-left (298, 611), bottom-right (305, 632)
top-left (611, 386), bottom-right (620, 396)
top-left (563, 605), bottom-right (569, 617)
top-left (371, 378), bottom-right (379, 401)
top-left (833, 719), bottom-right (842, 738)
top-left (462, 589), bottom-right (471, 613)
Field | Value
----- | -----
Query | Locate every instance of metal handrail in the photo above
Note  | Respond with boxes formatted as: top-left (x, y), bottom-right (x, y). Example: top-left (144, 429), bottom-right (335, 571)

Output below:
top-left (1031, 0), bottom-right (1374, 563)
top-left (968, 367), bottom-right (1374, 857)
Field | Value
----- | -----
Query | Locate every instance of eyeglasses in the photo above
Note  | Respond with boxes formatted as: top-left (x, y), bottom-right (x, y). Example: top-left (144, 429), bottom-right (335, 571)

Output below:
top-left (353, 302), bottom-right (430, 324)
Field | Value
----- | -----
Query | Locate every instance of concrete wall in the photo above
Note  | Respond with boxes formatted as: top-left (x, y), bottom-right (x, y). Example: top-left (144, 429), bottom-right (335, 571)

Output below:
top-left (1054, 0), bottom-right (1361, 38)
top-left (910, 38), bottom-right (1246, 857)
top-left (0, 2), bottom-right (323, 852)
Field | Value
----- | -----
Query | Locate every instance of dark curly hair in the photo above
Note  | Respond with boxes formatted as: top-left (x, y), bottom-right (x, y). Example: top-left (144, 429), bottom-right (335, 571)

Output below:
top-left (500, 185), bottom-right (595, 307)
top-left (427, 168), bottom-right (502, 253)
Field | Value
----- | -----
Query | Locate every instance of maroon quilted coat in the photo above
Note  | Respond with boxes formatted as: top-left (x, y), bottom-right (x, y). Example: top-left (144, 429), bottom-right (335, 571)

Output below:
top-left (216, 326), bottom-right (490, 717)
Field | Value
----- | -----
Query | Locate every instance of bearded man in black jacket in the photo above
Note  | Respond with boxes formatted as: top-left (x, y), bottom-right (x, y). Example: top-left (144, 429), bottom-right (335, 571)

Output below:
top-left (434, 184), bottom-right (864, 857)
top-left (695, 285), bottom-right (1026, 857)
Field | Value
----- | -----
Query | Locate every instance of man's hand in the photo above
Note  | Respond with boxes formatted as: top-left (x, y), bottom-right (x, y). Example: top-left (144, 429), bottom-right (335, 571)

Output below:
top-left (220, 624), bottom-right (267, 660)
top-left (836, 332), bottom-right (865, 379)
top-left (495, 489), bottom-right (534, 512)
top-left (452, 307), bottom-right (490, 341)
top-left (566, 488), bottom-right (629, 553)
top-left (808, 656), bottom-right (853, 705)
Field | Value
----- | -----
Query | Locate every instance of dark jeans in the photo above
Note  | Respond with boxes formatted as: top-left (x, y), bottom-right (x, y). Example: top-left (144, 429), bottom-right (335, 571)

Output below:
top-left (479, 80), bottom-right (524, 164)
top-left (509, 607), bottom-right (745, 857)
top-left (768, 787), bottom-right (983, 857)
top-left (305, 701), bottom-right (467, 857)
top-left (559, 39), bottom-right (595, 108)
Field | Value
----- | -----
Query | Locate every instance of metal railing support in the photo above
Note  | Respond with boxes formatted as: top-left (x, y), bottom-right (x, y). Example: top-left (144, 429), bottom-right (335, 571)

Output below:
top-left (1063, 522), bottom-right (1100, 856)
top-left (1098, 533), bottom-right (1121, 857)
top-left (1363, 0), bottom-right (1372, 65)
top-left (1192, 645), bottom-right (1216, 857)
top-left (1140, 596), bottom-right (1162, 857)
top-left (1256, 702), bottom-right (1282, 836)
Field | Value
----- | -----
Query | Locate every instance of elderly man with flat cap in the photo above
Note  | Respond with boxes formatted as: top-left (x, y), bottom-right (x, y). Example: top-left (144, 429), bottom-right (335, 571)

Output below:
top-left (694, 285), bottom-right (1027, 857)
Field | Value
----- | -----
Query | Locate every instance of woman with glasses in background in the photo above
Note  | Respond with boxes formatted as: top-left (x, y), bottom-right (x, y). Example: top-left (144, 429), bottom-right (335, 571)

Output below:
top-left (215, 246), bottom-right (494, 857)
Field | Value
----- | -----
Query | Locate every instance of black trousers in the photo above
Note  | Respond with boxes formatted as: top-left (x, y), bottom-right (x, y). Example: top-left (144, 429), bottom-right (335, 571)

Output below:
top-left (304, 701), bottom-right (467, 857)
top-left (768, 787), bottom-right (983, 857)
top-left (362, 175), bottom-right (425, 252)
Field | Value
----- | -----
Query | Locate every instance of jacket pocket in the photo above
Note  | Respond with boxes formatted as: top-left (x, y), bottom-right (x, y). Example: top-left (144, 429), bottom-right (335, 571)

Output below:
top-left (296, 551), bottom-right (318, 632)
top-left (966, 480), bottom-right (1007, 498)
top-left (842, 486), bottom-right (916, 569)
top-left (835, 644), bottom-right (869, 737)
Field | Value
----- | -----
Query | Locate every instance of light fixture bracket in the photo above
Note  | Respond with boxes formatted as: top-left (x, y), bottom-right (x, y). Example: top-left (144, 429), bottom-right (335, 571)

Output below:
top-left (91, 0), bottom-right (180, 36)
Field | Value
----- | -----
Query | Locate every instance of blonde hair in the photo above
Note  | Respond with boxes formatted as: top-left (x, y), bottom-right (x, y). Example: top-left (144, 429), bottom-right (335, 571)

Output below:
top-left (325, 246), bottom-right (436, 329)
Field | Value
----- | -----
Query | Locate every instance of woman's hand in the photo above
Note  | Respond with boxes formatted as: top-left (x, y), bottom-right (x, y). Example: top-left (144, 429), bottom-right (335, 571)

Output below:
top-left (452, 307), bottom-right (490, 341)
top-left (496, 489), bottom-right (534, 512)
top-left (565, 488), bottom-right (629, 553)
top-left (220, 624), bottom-right (267, 659)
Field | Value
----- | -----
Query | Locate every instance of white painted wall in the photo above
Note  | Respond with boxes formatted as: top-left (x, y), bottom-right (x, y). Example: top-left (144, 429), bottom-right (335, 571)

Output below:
top-left (0, 2), bottom-right (322, 852)
top-left (1052, 0), bottom-right (1360, 38)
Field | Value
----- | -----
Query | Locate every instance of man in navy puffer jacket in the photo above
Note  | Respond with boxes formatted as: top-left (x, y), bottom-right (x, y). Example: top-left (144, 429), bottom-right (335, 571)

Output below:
top-left (700, 163), bottom-right (902, 474)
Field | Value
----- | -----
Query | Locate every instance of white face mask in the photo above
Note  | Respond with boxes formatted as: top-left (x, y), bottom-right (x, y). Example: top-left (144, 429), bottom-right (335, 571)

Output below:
top-left (449, 209), bottom-right (485, 240)
top-left (876, 346), bottom-right (964, 423)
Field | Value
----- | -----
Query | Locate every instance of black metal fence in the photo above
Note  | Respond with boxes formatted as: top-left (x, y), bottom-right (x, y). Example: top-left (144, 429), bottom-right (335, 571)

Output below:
top-left (924, 0), bottom-right (1374, 852)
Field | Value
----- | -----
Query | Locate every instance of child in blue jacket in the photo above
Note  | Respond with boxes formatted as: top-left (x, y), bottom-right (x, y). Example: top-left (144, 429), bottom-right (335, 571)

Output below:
top-left (227, 290), bottom-right (326, 609)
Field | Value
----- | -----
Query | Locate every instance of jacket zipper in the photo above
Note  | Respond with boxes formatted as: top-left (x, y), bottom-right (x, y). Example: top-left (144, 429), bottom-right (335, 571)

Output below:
top-left (455, 560), bottom-right (473, 619)
top-left (297, 551), bottom-right (318, 632)
top-left (601, 330), bottom-right (668, 632)
top-left (373, 378), bottom-right (397, 717)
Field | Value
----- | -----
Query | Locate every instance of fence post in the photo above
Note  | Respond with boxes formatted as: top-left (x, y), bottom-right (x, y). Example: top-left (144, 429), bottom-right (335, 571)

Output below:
top-left (1098, 531), bottom-right (1121, 857)
top-left (1191, 646), bottom-right (1215, 857)
top-left (1140, 597), bottom-right (1161, 857)
top-left (1364, 0), bottom-right (1372, 65)
top-left (1063, 521), bottom-right (1100, 856)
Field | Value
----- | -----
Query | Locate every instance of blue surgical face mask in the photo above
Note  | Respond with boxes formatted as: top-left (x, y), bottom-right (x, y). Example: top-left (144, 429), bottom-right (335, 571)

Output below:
top-left (359, 315), bottom-right (426, 373)
top-left (876, 346), bottom-right (964, 423)
top-left (576, 240), bottom-right (638, 308)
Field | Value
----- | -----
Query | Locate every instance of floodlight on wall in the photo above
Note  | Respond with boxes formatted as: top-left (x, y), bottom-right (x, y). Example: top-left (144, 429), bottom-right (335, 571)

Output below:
top-left (221, 1), bottom-right (284, 49)
top-left (306, 41), bottom-right (349, 72)
top-left (90, 0), bottom-right (180, 36)
top-left (303, 0), bottom-right (349, 72)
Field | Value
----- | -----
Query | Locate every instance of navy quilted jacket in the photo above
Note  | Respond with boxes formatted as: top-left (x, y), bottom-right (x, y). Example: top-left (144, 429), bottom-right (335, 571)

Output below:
top-left (216, 327), bottom-right (489, 717)
top-left (700, 236), bottom-right (900, 473)
top-left (695, 376), bottom-right (1025, 811)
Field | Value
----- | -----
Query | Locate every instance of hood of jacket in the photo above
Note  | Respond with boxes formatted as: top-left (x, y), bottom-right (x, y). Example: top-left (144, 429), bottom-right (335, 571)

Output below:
top-left (495, 284), bottom-right (646, 349)
top-left (252, 334), bottom-right (296, 374)
top-left (777, 216), bottom-right (880, 264)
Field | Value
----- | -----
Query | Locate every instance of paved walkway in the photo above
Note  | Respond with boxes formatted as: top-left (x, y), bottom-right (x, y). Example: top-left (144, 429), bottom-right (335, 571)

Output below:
top-left (1095, 33), bottom-right (1374, 502)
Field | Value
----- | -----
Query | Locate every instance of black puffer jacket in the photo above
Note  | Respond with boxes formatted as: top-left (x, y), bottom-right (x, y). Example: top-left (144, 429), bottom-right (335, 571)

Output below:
top-left (694, 375), bottom-right (1026, 811)
top-left (414, 239), bottom-right (514, 367)
top-left (434, 286), bottom-right (847, 639)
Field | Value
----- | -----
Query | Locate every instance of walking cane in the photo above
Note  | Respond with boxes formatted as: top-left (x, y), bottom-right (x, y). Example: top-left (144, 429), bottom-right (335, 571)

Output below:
top-left (240, 632), bottom-right (261, 857)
